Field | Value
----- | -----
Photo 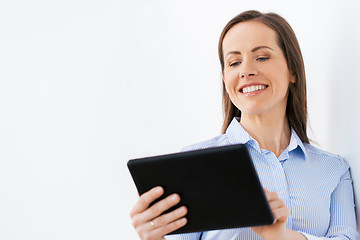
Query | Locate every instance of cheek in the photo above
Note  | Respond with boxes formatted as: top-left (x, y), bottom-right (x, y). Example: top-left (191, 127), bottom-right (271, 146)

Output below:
top-left (223, 79), bottom-right (235, 95)
top-left (223, 72), bottom-right (238, 92)
top-left (268, 66), bottom-right (291, 90)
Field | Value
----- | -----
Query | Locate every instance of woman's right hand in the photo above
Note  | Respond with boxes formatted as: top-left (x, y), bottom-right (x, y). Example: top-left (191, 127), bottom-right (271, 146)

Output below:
top-left (130, 186), bottom-right (188, 240)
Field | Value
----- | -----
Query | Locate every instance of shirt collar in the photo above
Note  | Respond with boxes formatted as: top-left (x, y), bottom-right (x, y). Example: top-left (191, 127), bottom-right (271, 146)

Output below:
top-left (289, 127), bottom-right (307, 159)
top-left (225, 117), bottom-right (256, 145)
top-left (225, 117), bottom-right (307, 160)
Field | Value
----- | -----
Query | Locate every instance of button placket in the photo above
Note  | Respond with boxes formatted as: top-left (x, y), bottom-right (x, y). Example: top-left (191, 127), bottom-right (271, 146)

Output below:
top-left (265, 151), bottom-right (293, 228)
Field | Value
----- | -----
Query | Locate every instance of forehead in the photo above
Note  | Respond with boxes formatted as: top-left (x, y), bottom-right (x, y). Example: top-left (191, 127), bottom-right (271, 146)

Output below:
top-left (222, 21), bottom-right (279, 53)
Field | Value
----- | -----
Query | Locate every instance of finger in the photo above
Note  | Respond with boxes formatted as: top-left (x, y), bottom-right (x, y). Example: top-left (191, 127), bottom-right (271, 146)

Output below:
top-left (265, 191), bottom-right (280, 202)
top-left (268, 199), bottom-right (286, 210)
top-left (151, 217), bottom-right (188, 237)
top-left (272, 206), bottom-right (289, 223)
top-left (146, 206), bottom-right (188, 230)
top-left (130, 186), bottom-right (164, 218)
top-left (141, 193), bottom-right (181, 223)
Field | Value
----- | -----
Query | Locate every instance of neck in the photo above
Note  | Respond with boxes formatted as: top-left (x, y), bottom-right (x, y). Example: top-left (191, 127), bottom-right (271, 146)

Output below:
top-left (240, 112), bottom-right (291, 158)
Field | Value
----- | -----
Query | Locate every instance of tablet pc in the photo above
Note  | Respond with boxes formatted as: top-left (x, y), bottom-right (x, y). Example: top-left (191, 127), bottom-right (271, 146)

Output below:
top-left (127, 144), bottom-right (274, 235)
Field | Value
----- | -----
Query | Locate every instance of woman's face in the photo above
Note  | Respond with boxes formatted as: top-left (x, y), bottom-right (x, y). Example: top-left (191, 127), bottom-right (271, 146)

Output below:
top-left (222, 21), bottom-right (295, 117)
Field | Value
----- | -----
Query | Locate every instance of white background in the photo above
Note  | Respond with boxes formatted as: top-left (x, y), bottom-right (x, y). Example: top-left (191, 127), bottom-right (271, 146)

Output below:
top-left (0, 0), bottom-right (360, 239)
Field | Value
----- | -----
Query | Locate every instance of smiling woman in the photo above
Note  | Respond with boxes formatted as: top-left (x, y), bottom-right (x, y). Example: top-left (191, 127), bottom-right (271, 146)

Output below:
top-left (221, 20), bottom-right (297, 157)
top-left (219, 12), bottom-right (307, 146)
top-left (129, 10), bottom-right (358, 240)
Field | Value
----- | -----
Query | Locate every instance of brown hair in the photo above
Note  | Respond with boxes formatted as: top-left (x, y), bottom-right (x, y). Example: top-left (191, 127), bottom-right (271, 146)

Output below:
top-left (219, 10), bottom-right (309, 143)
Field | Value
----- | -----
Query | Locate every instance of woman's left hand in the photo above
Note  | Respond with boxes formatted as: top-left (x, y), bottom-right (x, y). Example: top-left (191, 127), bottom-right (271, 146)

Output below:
top-left (251, 189), bottom-right (291, 240)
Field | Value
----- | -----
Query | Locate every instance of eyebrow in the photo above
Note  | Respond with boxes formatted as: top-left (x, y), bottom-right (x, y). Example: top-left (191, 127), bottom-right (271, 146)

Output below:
top-left (225, 46), bottom-right (274, 58)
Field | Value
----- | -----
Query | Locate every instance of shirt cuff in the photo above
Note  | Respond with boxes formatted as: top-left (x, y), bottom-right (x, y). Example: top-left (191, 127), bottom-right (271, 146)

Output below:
top-left (300, 231), bottom-right (323, 240)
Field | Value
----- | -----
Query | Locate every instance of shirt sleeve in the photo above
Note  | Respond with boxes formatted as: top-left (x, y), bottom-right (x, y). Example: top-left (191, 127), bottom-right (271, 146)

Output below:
top-left (299, 164), bottom-right (358, 240)
top-left (165, 232), bottom-right (202, 240)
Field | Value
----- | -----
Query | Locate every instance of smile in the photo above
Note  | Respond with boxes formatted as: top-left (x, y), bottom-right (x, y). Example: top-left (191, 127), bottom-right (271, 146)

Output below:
top-left (241, 85), bottom-right (268, 93)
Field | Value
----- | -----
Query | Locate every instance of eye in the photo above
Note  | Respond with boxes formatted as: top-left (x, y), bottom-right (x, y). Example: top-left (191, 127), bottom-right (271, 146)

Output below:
top-left (257, 57), bottom-right (269, 62)
top-left (229, 61), bottom-right (241, 67)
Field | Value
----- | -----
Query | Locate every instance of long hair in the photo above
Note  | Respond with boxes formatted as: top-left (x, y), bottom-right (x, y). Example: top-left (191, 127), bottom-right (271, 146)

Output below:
top-left (218, 10), bottom-right (309, 143)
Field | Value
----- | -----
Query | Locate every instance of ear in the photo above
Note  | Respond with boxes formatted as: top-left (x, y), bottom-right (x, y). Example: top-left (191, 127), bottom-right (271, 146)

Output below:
top-left (289, 72), bottom-right (296, 84)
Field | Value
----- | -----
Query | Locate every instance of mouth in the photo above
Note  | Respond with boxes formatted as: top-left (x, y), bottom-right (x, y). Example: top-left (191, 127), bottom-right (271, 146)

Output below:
top-left (240, 84), bottom-right (269, 93)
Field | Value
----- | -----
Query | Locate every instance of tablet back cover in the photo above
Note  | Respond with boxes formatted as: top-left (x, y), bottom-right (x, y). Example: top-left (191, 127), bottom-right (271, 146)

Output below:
top-left (127, 144), bottom-right (273, 234)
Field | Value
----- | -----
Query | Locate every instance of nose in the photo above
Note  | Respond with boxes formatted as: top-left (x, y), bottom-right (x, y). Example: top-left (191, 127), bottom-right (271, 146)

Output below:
top-left (240, 60), bottom-right (258, 78)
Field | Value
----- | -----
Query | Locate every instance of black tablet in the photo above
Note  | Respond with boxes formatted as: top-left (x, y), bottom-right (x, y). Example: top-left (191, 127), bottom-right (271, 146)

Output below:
top-left (127, 144), bottom-right (274, 235)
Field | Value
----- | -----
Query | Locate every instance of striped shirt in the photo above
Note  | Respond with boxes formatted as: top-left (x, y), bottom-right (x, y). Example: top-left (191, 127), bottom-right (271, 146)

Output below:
top-left (166, 117), bottom-right (358, 240)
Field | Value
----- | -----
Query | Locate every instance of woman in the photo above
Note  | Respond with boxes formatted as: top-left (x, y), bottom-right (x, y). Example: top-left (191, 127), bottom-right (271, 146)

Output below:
top-left (130, 10), bottom-right (358, 240)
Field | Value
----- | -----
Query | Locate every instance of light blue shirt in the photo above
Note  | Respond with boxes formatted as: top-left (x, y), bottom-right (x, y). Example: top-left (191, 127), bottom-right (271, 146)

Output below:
top-left (166, 117), bottom-right (358, 240)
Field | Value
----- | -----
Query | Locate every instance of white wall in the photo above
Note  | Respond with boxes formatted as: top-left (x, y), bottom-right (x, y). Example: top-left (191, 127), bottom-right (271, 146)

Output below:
top-left (327, 2), bottom-right (360, 226)
top-left (0, 0), bottom-right (359, 239)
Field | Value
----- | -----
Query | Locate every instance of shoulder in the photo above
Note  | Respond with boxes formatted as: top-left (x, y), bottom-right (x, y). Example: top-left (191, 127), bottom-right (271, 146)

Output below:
top-left (303, 143), bottom-right (349, 173)
top-left (181, 134), bottom-right (230, 152)
top-left (304, 143), bottom-right (343, 161)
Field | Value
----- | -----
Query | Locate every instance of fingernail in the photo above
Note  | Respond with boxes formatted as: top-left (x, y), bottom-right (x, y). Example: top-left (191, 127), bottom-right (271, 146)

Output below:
top-left (179, 218), bottom-right (187, 224)
top-left (155, 187), bottom-right (163, 193)
top-left (178, 206), bottom-right (186, 213)
top-left (171, 194), bottom-right (179, 201)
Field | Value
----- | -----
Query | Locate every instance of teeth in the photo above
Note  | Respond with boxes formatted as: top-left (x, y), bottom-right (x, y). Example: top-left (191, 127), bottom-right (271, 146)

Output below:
top-left (242, 85), bottom-right (266, 93)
